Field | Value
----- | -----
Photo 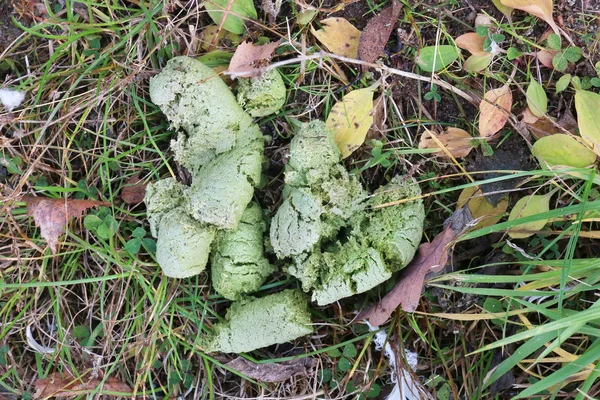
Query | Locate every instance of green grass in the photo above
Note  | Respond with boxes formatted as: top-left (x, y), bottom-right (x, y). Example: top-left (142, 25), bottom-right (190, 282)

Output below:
top-left (1, 0), bottom-right (600, 398)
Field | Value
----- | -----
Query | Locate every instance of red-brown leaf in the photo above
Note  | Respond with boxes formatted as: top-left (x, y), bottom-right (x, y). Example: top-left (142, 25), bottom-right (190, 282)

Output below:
top-left (358, 208), bottom-right (472, 326)
top-left (226, 357), bottom-right (316, 382)
top-left (121, 175), bottom-right (146, 204)
top-left (226, 40), bottom-right (281, 79)
top-left (33, 372), bottom-right (132, 398)
top-left (358, 0), bottom-right (402, 71)
top-left (24, 196), bottom-right (109, 253)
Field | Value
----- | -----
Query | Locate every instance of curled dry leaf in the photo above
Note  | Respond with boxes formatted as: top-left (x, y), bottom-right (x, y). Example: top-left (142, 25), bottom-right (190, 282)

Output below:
top-left (326, 85), bottom-right (376, 158)
top-left (121, 175), bottom-right (146, 204)
top-left (479, 85), bottom-right (513, 137)
top-left (358, 0), bottom-right (402, 71)
top-left (500, 0), bottom-right (559, 35)
top-left (457, 185), bottom-right (508, 228)
top-left (418, 127), bottom-right (473, 158)
top-left (34, 372), bottom-right (132, 398)
top-left (455, 33), bottom-right (487, 56)
top-left (226, 39), bottom-right (281, 79)
top-left (227, 357), bottom-right (316, 382)
top-left (24, 196), bottom-right (109, 253)
top-left (359, 208), bottom-right (473, 325)
top-left (311, 18), bottom-right (361, 58)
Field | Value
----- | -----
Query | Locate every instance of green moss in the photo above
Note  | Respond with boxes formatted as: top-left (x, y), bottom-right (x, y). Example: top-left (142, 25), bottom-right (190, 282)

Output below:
top-left (237, 69), bottom-right (286, 117)
top-left (203, 289), bottom-right (313, 353)
top-left (211, 202), bottom-right (275, 300)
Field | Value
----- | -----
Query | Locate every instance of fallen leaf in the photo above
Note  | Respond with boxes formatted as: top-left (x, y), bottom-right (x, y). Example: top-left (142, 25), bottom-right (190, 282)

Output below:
top-left (507, 193), bottom-right (552, 239)
top-left (226, 40), bottom-right (281, 79)
top-left (521, 107), bottom-right (539, 125)
top-left (500, 0), bottom-right (559, 35)
top-left (575, 89), bottom-right (600, 156)
top-left (366, 95), bottom-right (386, 140)
top-left (479, 85), bottom-right (513, 137)
top-left (199, 25), bottom-right (241, 51)
top-left (358, 0), bottom-right (402, 71)
top-left (527, 79), bottom-right (548, 118)
top-left (532, 134), bottom-right (596, 168)
top-left (418, 127), bottom-right (473, 158)
top-left (537, 49), bottom-right (557, 69)
top-left (226, 357), bottom-right (316, 382)
top-left (326, 85), bottom-right (376, 158)
top-left (455, 33), bottom-right (487, 56)
top-left (311, 18), bottom-right (361, 58)
top-left (34, 372), bottom-right (132, 398)
top-left (204, 0), bottom-right (258, 35)
top-left (457, 185), bottom-right (508, 228)
top-left (121, 175), bottom-right (146, 204)
top-left (492, 0), bottom-right (513, 19)
top-left (359, 208), bottom-right (473, 325)
top-left (415, 45), bottom-right (459, 72)
top-left (464, 53), bottom-right (494, 73)
top-left (24, 196), bottom-right (109, 253)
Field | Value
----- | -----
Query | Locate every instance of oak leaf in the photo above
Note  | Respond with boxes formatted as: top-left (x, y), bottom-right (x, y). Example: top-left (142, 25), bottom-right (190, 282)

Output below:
top-left (24, 196), bottom-right (109, 253)
top-left (479, 85), bottom-right (513, 137)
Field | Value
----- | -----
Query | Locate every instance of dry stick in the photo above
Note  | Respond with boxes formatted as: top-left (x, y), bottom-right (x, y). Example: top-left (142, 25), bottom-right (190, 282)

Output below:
top-left (225, 51), bottom-right (478, 105)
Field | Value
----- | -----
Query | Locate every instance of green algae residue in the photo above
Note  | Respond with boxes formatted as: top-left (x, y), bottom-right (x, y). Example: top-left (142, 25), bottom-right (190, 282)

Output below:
top-left (211, 202), bottom-right (274, 300)
top-left (237, 69), bottom-right (286, 117)
top-left (203, 289), bottom-right (313, 353)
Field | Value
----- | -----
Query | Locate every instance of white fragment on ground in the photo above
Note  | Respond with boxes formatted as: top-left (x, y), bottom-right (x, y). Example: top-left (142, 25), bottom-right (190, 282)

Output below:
top-left (366, 321), bottom-right (432, 400)
top-left (25, 325), bottom-right (55, 354)
top-left (0, 88), bottom-right (26, 112)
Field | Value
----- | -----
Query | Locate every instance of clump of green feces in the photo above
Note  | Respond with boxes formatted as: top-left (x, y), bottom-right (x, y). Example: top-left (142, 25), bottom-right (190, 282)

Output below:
top-left (145, 56), bottom-right (424, 354)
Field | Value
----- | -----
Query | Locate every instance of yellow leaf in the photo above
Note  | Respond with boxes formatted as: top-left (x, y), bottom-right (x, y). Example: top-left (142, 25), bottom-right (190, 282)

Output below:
top-left (463, 53), bottom-right (493, 73)
top-left (326, 85), bottom-right (376, 158)
top-left (507, 193), bottom-right (552, 239)
top-left (418, 127), bottom-right (474, 158)
top-left (457, 185), bottom-right (508, 228)
top-left (500, 0), bottom-right (559, 35)
top-left (311, 18), bottom-right (361, 58)
top-left (575, 89), bottom-right (600, 156)
top-left (479, 85), bottom-right (512, 137)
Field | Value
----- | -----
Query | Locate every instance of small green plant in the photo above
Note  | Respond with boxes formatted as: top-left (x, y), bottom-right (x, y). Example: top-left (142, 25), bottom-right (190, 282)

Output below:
top-left (545, 34), bottom-right (582, 72)
top-left (84, 206), bottom-right (118, 240)
top-left (424, 84), bottom-right (441, 102)
top-left (360, 140), bottom-right (396, 171)
top-left (124, 226), bottom-right (156, 254)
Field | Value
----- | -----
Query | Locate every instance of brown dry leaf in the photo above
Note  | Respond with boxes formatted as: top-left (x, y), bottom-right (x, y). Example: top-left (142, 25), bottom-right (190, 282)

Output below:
top-left (537, 49), bottom-right (558, 68)
top-left (226, 40), bottom-right (281, 79)
top-left (121, 175), bottom-right (146, 204)
top-left (227, 357), bottom-right (316, 382)
top-left (418, 127), bottom-right (473, 158)
top-left (479, 85), bottom-right (513, 137)
top-left (24, 196), bottom-right (109, 253)
top-left (455, 32), bottom-right (487, 56)
top-left (359, 208), bottom-right (472, 325)
top-left (358, 0), bottom-right (402, 71)
top-left (500, 0), bottom-right (559, 35)
top-left (34, 372), bottom-right (132, 398)
top-left (366, 95), bottom-right (386, 141)
top-left (457, 185), bottom-right (508, 228)
top-left (311, 18), bottom-right (361, 58)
